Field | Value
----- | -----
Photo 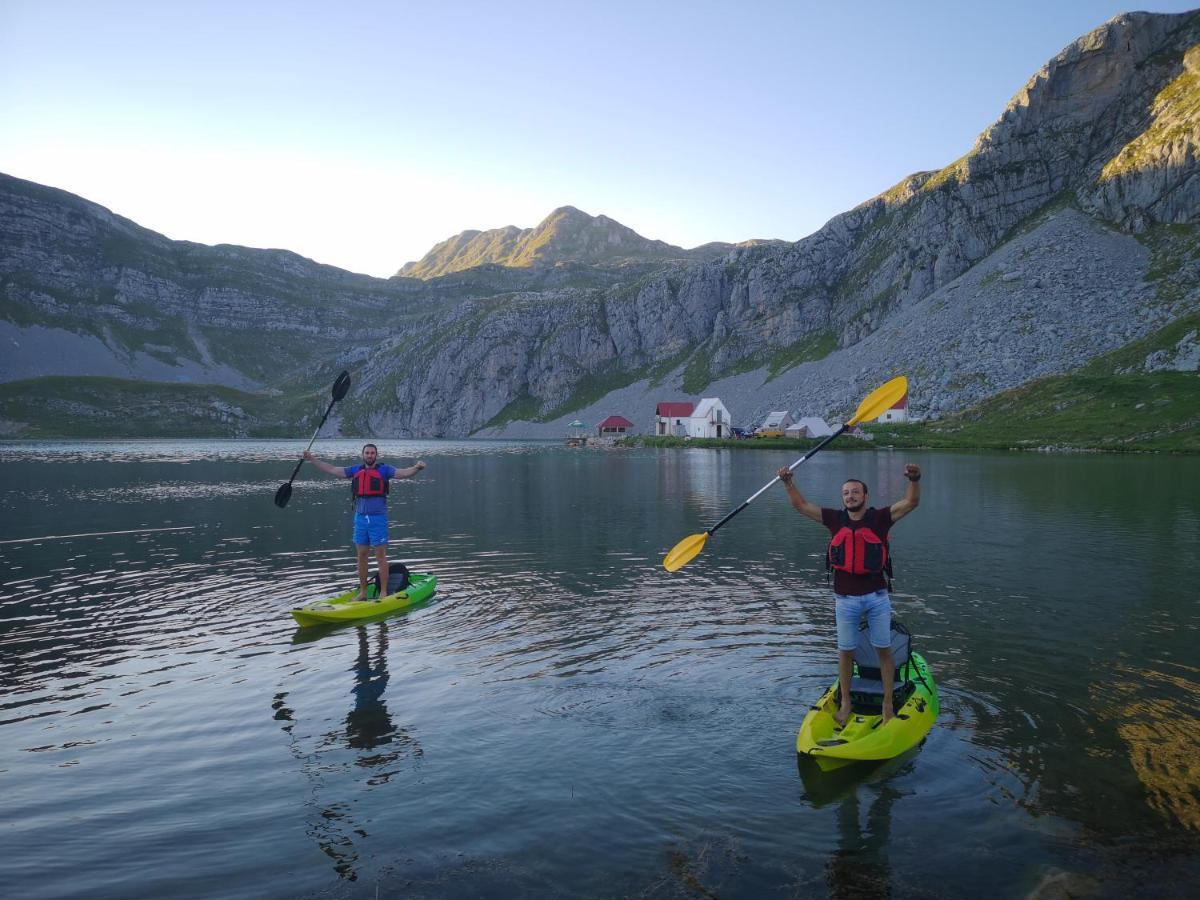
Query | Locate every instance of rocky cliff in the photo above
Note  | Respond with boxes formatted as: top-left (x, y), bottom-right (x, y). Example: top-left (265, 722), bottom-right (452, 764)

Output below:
top-left (1, 10), bottom-right (1197, 439)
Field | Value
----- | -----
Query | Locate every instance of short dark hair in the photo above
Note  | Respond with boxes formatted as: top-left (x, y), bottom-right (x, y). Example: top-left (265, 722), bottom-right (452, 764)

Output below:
top-left (843, 478), bottom-right (868, 494)
top-left (362, 443), bottom-right (378, 453)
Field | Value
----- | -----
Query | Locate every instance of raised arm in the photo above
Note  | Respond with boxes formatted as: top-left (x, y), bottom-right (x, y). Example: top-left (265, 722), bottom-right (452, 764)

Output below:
top-left (778, 468), bottom-right (823, 523)
top-left (890, 463), bottom-right (921, 521)
top-left (304, 451), bottom-right (349, 478)
top-left (393, 460), bottom-right (427, 479)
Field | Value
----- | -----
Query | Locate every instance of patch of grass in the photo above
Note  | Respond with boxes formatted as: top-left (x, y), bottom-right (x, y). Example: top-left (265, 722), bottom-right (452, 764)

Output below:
top-left (0, 376), bottom-right (320, 438)
top-left (482, 392), bottom-right (542, 430)
top-left (1102, 45), bottom-right (1200, 180)
top-left (765, 330), bottom-right (839, 379)
top-left (625, 434), bottom-right (887, 452)
top-left (681, 352), bottom-right (713, 395)
top-left (625, 435), bottom-right (833, 451)
top-left (1081, 311), bottom-right (1200, 375)
top-left (484, 351), bottom-right (688, 429)
top-left (993, 189), bottom-right (1080, 250)
top-left (1139, 223), bottom-right (1200, 305)
top-left (538, 364), bottom-right (646, 422)
top-left (865, 373), bottom-right (1200, 452)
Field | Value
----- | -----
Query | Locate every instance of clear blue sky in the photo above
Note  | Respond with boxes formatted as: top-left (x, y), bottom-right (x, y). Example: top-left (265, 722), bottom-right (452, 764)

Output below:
top-left (2, 1), bottom-right (1196, 276)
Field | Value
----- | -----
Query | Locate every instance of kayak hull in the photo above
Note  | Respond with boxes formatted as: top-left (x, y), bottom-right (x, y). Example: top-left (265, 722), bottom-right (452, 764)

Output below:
top-left (291, 573), bottom-right (437, 627)
top-left (797, 651), bottom-right (938, 771)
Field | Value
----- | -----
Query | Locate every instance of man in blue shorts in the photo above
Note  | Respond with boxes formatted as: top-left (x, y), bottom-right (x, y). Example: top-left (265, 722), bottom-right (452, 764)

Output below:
top-left (305, 444), bottom-right (426, 600)
top-left (776, 463), bottom-right (921, 726)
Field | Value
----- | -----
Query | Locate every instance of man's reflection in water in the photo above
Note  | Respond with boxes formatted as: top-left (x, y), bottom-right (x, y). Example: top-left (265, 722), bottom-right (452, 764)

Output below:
top-left (275, 622), bottom-right (422, 881)
top-left (798, 754), bottom-right (915, 899)
top-left (346, 624), bottom-right (395, 750)
top-left (825, 784), bottom-right (901, 900)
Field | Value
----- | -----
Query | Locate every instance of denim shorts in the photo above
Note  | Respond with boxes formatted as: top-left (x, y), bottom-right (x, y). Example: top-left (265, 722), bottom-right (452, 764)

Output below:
top-left (834, 589), bottom-right (892, 651)
top-left (353, 513), bottom-right (388, 547)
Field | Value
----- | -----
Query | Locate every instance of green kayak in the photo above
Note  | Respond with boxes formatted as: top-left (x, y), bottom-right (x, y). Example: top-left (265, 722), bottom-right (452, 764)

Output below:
top-left (291, 571), bottom-right (437, 627)
top-left (797, 621), bottom-right (938, 772)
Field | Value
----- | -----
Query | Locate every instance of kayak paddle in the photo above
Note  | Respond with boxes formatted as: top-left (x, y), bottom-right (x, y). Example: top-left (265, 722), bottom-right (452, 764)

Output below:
top-left (274, 370), bottom-right (352, 508)
top-left (662, 375), bottom-right (908, 571)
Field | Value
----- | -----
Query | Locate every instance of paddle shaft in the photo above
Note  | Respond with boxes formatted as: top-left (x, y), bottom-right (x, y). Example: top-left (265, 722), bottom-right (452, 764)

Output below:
top-left (704, 424), bottom-right (848, 537)
top-left (283, 396), bottom-right (341, 486)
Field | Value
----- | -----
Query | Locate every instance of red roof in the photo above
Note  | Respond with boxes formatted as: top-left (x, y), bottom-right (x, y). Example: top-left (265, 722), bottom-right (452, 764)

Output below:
top-left (655, 401), bottom-right (694, 417)
top-left (890, 394), bottom-right (908, 410)
top-left (599, 415), bottom-right (634, 428)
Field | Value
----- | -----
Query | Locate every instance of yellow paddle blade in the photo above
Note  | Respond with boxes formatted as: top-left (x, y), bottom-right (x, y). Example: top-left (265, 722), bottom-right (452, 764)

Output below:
top-left (663, 532), bottom-right (709, 572)
top-left (847, 375), bottom-right (908, 426)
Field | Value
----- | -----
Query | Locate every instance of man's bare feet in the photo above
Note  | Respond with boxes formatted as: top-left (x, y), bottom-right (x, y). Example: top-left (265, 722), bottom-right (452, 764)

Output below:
top-left (834, 705), bottom-right (852, 729)
top-left (352, 589), bottom-right (368, 602)
top-left (881, 704), bottom-right (895, 724)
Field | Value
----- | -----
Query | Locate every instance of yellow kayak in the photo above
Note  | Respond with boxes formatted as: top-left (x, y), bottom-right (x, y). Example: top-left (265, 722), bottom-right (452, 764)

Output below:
top-left (291, 572), bottom-right (437, 627)
top-left (797, 624), bottom-right (938, 772)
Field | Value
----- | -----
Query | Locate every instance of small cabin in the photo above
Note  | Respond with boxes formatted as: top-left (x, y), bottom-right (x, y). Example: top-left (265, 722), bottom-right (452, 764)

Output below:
top-left (597, 415), bottom-right (635, 437)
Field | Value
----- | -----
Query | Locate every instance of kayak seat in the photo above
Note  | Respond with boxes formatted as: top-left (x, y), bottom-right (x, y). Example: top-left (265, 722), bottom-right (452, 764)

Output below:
top-left (845, 619), bottom-right (917, 714)
top-left (370, 562), bottom-right (410, 597)
top-left (849, 676), bottom-right (916, 714)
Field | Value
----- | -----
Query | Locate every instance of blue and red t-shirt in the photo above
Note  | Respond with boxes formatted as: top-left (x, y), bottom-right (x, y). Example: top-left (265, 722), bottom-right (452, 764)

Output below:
top-left (344, 464), bottom-right (397, 516)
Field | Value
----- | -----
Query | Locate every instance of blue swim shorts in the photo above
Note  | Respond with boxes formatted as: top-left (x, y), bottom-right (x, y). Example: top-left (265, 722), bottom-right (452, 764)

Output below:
top-left (834, 589), bottom-right (892, 651)
top-left (353, 513), bottom-right (388, 547)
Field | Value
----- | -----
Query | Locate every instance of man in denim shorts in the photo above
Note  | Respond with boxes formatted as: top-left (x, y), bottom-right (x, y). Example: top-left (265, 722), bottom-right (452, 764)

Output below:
top-left (777, 463), bottom-right (921, 726)
top-left (305, 444), bottom-right (426, 600)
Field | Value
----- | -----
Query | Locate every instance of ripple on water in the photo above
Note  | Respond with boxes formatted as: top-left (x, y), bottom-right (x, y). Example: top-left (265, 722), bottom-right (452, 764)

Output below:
top-left (2, 445), bottom-right (1198, 897)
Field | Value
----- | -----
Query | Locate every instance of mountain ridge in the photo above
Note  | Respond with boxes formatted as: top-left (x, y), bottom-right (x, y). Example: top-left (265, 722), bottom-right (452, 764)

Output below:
top-left (1, 9), bottom-right (1197, 441)
top-left (397, 205), bottom-right (735, 278)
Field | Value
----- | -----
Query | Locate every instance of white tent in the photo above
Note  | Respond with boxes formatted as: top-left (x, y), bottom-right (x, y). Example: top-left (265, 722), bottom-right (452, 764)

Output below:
top-left (760, 410), bottom-right (793, 430)
top-left (786, 416), bottom-right (834, 438)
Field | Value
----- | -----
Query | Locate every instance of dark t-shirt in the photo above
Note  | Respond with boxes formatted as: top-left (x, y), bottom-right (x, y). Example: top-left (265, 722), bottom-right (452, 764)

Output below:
top-left (821, 506), bottom-right (894, 596)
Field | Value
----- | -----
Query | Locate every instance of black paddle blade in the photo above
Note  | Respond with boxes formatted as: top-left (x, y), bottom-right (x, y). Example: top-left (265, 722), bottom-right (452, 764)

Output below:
top-left (331, 371), bottom-right (351, 402)
top-left (274, 482), bottom-right (293, 508)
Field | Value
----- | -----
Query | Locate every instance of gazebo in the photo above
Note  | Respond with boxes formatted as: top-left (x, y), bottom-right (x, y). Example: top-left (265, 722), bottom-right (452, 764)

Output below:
top-left (566, 419), bottom-right (587, 447)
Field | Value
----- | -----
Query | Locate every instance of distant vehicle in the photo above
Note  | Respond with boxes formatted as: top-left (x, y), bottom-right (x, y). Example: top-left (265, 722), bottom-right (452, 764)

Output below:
top-left (756, 428), bottom-right (785, 439)
top-left (731, 427), bottom-right (751, 439)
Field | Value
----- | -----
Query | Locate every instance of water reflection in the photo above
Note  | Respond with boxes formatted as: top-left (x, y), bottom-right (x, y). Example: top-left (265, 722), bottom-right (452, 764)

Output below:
top-left (276, 622), bottom-right (421, 881)
top-left (826, 784), bottom-right (902, 899)
top-left (2, 441), bottom-right (1199, 897)
top-left (1094, 660), bottom-right (1200, 832)
top-left (0, 437), bottom-right (555, 464)
top-left (796, 753), bottom-right (921, 899)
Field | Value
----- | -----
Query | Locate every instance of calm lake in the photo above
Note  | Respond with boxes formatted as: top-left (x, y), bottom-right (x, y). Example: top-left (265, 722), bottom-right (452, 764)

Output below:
top-left (1, 439), bottom-right (1197, 898)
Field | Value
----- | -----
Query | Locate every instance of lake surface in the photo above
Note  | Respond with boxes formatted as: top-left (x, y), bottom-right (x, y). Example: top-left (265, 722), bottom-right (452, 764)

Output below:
top-left (1, 439), bottom-right (1197, 898)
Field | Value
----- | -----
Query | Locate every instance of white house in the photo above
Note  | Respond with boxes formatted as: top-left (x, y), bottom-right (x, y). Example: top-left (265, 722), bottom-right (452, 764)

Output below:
top-left (688, 397), bottom-right (732, 438)
top-left (876, 394), bottom-right (909, 423)
top-left (759, 410), bottom-right (793, 433)
top-left (786, 416), bottom-right (834, 438)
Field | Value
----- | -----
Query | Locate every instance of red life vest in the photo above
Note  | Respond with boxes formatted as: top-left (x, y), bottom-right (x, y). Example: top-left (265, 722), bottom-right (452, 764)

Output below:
top-left (827, 508), bottom-right (890, 576)
top-left (351, 466), bottom-right (389, 499)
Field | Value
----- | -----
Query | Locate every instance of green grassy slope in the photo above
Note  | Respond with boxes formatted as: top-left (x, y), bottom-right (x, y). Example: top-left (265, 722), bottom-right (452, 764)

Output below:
top-left (0, 376), bottom-right (328, 438)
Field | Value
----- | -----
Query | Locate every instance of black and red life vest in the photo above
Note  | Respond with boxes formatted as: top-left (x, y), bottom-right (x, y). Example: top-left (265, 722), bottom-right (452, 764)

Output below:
top-left (827, 508), bottom-right (891, 578)
top-left (351, 466), bottom-right (389, 500)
